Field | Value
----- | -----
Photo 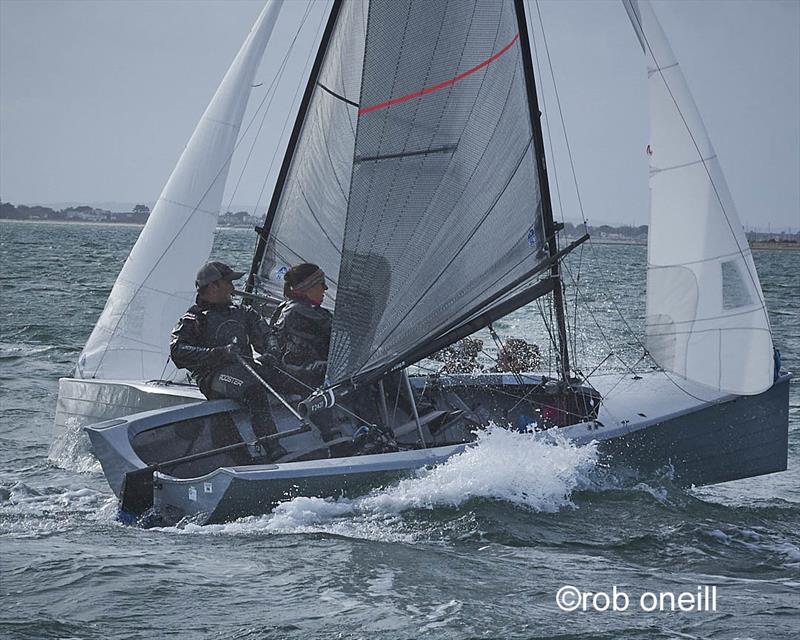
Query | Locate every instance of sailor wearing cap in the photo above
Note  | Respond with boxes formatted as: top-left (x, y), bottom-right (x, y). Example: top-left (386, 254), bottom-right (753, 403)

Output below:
top-left (170, 261), bottom-right (286, 460)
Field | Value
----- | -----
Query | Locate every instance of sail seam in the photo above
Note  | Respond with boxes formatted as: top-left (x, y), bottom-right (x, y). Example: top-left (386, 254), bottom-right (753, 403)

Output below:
top-left (650, 154), bottom-right (717, 175)
top-left (358, 32), bottom-right (520, 115)
top-left (156, 197), bottom-right (219, 218)
top-left (647, 247), bottom-right (752, 268)
top-left (646, 325), bottom-right (772, 336)
top-left (647, 61), bottom-right (678, 77)
top-left (298, 187), bottom-right (344, 256)
top-left (200, 115), bottom-right (243, 131)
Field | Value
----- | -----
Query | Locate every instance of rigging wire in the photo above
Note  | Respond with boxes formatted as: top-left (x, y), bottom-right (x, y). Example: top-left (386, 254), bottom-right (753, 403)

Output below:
top-left (251, 8), bottom-right (329, 222)
top-left (223, 1), bottom-right (316, 215)
top-left (528, 0), bottom-right (652, 393)
top-left (525, 0), bottom-right (578, 374)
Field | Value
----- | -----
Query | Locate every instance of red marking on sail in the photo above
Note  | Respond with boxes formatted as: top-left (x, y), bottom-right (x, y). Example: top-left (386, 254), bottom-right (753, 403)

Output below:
top-left (358, 33), bottom-right (521, 116)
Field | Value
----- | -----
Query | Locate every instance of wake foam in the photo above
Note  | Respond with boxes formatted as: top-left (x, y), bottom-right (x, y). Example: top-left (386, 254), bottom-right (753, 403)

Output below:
top-left (0, 481), bottom-right (117, 538)
top-left (47, 416), bottom-right (101, 473)
top-left (166, 425), bottom-right (599, 540)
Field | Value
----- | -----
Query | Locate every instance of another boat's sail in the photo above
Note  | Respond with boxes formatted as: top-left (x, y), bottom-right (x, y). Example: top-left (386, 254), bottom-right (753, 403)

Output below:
top-left (76, 1), bottom-right (284, 381)
top-left (625, 0), bottom-right (774, 395)
top-left (253, 0), bottom-right (551, 387)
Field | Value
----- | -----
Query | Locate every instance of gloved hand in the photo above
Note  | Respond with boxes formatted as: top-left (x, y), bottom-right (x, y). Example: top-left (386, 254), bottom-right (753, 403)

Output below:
top-left (210, 343), bottom-right (239, 365)
top-left (255, 351), bottom-right (279, 368)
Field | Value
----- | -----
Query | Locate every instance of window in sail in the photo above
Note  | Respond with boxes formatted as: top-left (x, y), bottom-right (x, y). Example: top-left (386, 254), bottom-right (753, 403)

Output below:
top-left (721, 260), bottom-right (753, 309)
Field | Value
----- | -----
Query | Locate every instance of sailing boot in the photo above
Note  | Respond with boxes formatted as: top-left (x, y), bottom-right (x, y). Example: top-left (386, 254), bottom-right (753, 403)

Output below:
top-left (251, 414), bottom-right (288, 462)
top-left (244, 390), bottom-right (288, 462)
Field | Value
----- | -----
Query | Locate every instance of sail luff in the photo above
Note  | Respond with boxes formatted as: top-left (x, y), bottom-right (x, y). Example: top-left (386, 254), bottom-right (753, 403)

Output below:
top-left (626, 0), bottom-right (774, 395)
top-left (76, 1), bottom-right (283, 381)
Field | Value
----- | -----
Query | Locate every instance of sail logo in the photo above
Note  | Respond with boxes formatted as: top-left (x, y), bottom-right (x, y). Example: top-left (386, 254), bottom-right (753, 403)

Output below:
top-left (527, 228), bottom-right (538, 247)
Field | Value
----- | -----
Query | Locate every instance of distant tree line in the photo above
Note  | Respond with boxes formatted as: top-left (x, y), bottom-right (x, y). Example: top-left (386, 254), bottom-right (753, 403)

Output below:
top-left (0, 201), bottom-right (151, 223)
top-left (563, 221), bottom-right (649, 240)
top-left (0, 201), bottom-right (260, 228)
top-left (3, 201), bottom-right (795, 242)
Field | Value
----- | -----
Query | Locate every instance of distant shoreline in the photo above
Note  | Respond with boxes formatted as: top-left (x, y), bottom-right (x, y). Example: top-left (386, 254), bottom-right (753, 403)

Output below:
top-left (3, 219), bottom-right (798, 250)
top-left (0, 219), bottom-right (254, 230)
top-left (560, 235), bottom-right (800, 251)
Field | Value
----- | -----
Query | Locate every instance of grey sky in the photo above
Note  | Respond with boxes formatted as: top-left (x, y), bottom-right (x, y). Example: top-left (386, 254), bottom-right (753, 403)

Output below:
top-left (1, 0), bottom-right (798, 231)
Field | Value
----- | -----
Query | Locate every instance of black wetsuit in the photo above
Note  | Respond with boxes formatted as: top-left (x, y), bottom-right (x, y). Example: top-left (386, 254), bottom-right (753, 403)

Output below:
top-left (170, 298), bottom-right (280, 448)
top-left (270, 297), bottom-right (332, 394)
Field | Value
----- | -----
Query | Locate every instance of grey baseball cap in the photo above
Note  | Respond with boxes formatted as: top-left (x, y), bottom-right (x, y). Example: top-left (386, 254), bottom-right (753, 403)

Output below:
top-left (195, 261), bottom-right (245, 289)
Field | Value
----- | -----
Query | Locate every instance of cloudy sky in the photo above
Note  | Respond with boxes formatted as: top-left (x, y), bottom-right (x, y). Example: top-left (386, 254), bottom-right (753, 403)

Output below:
top-left (1, 0), bottom-right (798, 231)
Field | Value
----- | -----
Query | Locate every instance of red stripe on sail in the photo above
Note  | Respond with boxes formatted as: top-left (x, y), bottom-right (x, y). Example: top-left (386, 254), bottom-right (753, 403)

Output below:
top-left (358, 32), bottom-right (520, 116)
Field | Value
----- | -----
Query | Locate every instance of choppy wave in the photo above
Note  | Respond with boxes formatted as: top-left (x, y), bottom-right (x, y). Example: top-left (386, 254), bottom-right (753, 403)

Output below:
top-left (701, 524), bottom-right (800, 568)
top-left (0, 341), bottom-right (57, 359)
top-left (161, 426), bottom-right (599, 541)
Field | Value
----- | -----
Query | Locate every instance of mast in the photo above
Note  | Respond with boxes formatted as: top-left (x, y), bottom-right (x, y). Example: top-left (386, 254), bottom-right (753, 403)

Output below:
top-left (513, 0), bottom-right (572, 382)
top-left (247, 0), bottom-right (344, 291)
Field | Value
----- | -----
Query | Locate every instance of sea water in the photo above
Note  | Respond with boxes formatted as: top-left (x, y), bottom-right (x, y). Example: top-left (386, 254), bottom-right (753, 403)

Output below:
top-left (1, 221), bottom-right (798, 639)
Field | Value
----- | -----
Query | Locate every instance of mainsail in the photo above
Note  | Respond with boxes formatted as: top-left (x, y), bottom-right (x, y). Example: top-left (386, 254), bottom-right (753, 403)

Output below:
top-left (77, 1), bottom-right (284, 381)
top-left (625, 0), bottom-right (774, 395)
top-left (253, 0), bottom-right (551, 387)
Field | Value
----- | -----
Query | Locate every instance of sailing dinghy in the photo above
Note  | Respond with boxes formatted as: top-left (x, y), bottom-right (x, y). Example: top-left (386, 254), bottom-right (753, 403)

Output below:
top-left (53, 0), bottom-right (789, 525)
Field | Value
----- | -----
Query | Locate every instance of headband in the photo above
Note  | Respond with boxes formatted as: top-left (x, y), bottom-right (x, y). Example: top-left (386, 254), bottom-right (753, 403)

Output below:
top-left (291, 268), bottom-right (325, 292)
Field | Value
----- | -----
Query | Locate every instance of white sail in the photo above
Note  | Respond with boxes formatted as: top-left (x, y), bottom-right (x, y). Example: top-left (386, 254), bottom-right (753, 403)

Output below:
top-left (624, 0), bottom-right (774, 395)
top-left (76, 1), bottom-right (283, 381)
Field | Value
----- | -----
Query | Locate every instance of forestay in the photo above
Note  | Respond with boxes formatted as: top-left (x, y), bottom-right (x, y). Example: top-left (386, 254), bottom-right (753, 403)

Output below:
top-left (77, 2), bottom-right (283, 381)
top-left (252, 0), bottom-right (549, 386)
top-left (625, 0), bottom-right (774, 395)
